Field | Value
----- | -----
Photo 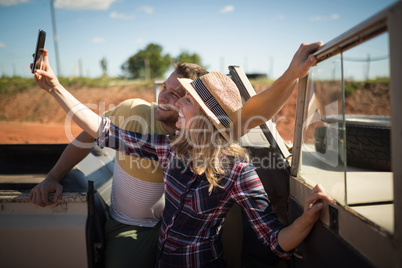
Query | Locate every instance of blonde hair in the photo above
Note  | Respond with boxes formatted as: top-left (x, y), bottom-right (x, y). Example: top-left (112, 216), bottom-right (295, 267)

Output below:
top-left (172, 110), bottom-right (249, 193)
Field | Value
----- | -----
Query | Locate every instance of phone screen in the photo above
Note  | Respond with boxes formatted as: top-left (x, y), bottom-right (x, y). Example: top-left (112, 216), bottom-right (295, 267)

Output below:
top-left (32, 29), bottom-right (46, 74)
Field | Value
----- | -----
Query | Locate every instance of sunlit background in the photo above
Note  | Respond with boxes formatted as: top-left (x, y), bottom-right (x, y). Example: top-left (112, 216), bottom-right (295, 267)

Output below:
top-left (0, 0), bottom-right (397, 79)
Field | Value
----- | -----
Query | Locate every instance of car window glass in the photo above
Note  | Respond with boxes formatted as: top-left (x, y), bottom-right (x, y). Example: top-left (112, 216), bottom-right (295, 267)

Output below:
top-left (298, 33), bottom-right (393, 233)
top-left (343, 33), bottom-right (393, 233)
top-left (300, 53), bottom-right (346, 204)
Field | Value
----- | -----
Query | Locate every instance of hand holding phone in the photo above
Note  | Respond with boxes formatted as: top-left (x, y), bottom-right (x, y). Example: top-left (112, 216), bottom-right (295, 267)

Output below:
top-left (31, 29), bottom-right (46, 74)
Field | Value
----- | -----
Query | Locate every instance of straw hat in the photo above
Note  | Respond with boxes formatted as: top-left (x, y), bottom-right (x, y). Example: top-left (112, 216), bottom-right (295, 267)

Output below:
top-left (178, 72), bottom-right (242, 141)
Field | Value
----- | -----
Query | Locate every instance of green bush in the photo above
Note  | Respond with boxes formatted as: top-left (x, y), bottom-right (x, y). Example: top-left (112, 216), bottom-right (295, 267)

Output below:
top-left (344, 80), bottom-right (361, 97)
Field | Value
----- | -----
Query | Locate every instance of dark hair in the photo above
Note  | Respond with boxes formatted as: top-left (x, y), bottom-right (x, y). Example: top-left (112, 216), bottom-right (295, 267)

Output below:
top-left (175, 62), bottom-right (208, 80)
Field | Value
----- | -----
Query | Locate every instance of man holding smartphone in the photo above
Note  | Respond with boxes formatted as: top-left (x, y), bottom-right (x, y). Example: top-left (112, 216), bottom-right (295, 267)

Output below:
top-left (29, 49), bottom-right (208, 267)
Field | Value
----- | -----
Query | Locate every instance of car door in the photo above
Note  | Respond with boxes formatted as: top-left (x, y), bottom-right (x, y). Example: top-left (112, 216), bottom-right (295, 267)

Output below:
top-left (288, 2), bottom-right (402, 267)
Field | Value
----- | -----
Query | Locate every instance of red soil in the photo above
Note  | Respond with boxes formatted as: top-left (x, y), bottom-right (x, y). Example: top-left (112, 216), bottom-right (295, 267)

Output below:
top-left (0, 81), bottom-right (388, 145)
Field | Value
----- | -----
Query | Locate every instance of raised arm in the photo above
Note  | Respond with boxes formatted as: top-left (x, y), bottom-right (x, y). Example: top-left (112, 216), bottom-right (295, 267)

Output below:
top-left (32, 49), bottom-right (102, 138)
top-left (232, 42), bottom-right (323, 140)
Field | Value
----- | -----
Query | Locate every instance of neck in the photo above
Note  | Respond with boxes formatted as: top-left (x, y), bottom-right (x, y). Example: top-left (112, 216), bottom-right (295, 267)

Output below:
top-left (161, 122), bottom-right (177, 136)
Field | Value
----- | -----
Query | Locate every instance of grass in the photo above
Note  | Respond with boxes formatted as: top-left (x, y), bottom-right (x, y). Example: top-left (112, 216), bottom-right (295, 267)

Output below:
top-left (0, 76), bottom-right (154, 95)
top-left (344, 77), bottom-right (389, 97)
top-left (0, 76), bottom-right (389, 96)
top-left (0, 76), bottom-right (38, 94)
top-left (312, 77), bottom-right (390, 97)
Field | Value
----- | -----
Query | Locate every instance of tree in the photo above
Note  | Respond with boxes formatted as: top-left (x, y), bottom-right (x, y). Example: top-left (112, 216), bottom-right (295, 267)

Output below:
top-left (123, 43), bottom-right (171, 79)
top-left (176, 51), bottom-right (204, 67)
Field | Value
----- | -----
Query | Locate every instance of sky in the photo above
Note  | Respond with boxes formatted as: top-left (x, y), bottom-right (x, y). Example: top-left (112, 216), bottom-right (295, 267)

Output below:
top-left (0, 0), bottom-right (398, 79)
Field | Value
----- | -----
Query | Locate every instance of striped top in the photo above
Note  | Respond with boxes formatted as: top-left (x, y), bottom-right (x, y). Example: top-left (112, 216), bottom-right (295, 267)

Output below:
top-left (103, 99), bottom-right (167, 227)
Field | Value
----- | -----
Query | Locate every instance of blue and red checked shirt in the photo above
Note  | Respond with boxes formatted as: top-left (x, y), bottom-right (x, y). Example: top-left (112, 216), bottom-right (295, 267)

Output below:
top-left (97, 117), bottom-right (292, 267)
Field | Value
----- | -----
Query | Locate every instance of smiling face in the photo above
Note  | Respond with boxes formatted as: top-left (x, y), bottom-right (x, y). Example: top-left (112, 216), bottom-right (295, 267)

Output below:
top-left (154, 71), bottom-right (186, 134)
top-left (175, 92), bottom-right (201, 130)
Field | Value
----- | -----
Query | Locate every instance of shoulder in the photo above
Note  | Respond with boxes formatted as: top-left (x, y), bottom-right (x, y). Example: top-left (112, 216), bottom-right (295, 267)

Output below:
top-left (103, 99), bottom-right (165, 134)
top-left (231, 158), bottom-right (255, 174)
top-left (103, 99), bottom-right (152, 118)
top-left (103, 99), bottom-right (155, 128)
top-left (224, 159), bottom-right (257, 186)
top-left (228, 160), bottom-right (265, 199)
top-left (230, 160), bottom-right (259, 187)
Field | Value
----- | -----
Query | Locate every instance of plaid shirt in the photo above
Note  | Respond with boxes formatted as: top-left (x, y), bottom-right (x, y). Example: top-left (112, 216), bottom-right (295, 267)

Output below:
top-left (97, 118), bottom-right (292, 267)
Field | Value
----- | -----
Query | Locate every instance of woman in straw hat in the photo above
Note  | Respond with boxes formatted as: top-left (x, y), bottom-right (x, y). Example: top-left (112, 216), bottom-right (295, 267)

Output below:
top-left (33, 44), bottom-right (332, 267)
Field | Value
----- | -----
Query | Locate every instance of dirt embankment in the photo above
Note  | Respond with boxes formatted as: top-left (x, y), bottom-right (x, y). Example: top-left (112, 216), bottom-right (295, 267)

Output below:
top-left (0, 85), bottom-right (155, 143)
top-left (0, 81), bottom-right (390, 144)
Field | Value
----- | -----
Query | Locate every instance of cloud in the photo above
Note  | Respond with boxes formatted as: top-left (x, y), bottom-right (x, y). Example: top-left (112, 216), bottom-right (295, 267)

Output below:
top-left (54, 0), bottom-right (116, 10)
top-left (220, 5), bottom-right (234, 14)
top-left (0, 42), bottom-right (5, 48)
top-left (310, 13), bottom-right (340, 21)
top-left (138, 5), bottom-right (153, 14)
top-left (92, 37), bottom-right (105, 43)
top-left (110, 11), bottom-right (135, 20)
top-left (136, 38), bottom-right (144, 44)
top-left (330, 14), bottom-right (340, 20)
top-left (0, 0), bottom-right (30, 6)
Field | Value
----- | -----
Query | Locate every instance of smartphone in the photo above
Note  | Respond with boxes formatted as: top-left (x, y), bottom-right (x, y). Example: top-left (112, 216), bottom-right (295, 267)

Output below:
top-left (31, 29), bottom-right (46, 74)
